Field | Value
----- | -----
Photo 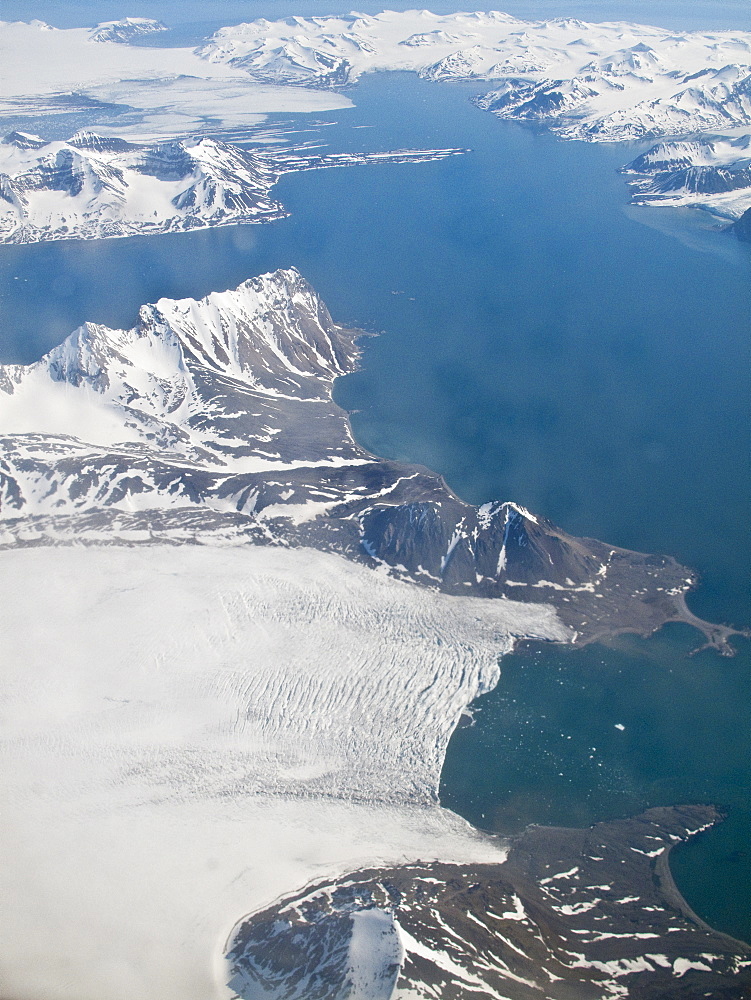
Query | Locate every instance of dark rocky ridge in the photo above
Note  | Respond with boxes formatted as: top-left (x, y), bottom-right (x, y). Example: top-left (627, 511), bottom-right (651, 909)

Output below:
top-left (227, 805), bottom-right (751, 999)
top-left (731, 205), bottom-right (751, 240)
top-left (0, 268), bottom-right (744, 653)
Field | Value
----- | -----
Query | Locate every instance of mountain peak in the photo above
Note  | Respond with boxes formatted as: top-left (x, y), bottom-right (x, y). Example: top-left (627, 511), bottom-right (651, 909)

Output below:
top-left (88, 18), bottom-right (167, 44)
top-left (2, 131), bottom-right (45, 149)
top-left (0, 268), bottom-right (361, 462)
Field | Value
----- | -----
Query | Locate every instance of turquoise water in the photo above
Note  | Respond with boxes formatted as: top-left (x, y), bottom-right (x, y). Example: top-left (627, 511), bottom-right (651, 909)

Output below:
top-left (0, 70), bottom-right (749, 939)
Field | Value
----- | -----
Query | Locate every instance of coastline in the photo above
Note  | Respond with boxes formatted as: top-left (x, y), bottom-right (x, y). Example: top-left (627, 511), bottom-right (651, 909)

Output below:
top-left (226, 804), bottom-right (751, 998)
top-left (655, 831), bottom-right (751, 950)
top-left (0, 8), bottom-right (749, 990)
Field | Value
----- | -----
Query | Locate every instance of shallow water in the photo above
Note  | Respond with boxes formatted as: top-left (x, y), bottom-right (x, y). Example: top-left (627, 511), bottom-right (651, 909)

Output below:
top-left (0, 65), bottom-right (749, 941)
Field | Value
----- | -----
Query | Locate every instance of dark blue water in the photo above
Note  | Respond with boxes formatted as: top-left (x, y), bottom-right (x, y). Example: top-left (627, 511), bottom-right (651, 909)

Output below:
top-left (1, 71), bottom-right (749, 939)
top-left (440, 630), bottom-right (751, 942)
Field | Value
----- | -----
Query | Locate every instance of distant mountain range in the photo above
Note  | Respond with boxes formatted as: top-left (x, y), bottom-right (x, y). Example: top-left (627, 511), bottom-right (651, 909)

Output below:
top-left (200, 10), bottom-right (751, 143)
top-left (621, 134), bottom-right (751, 219)
top-left (195, 10), bottom-right (751, 220)
top-left (3, 12), bottom-right (751, 224)
top-left (87, 16), bottom-right (167, 44)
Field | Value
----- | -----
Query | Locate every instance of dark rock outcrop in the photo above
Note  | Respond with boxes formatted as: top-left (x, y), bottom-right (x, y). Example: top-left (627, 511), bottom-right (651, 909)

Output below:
top-left (227, 805), bottom-right (751, 999)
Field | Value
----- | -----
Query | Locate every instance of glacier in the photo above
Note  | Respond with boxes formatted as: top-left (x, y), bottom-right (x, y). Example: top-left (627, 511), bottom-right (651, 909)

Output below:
top-left (0, 542), bottom-right (539, 1000)
top-left (0, 18), bottom-right (352, 139)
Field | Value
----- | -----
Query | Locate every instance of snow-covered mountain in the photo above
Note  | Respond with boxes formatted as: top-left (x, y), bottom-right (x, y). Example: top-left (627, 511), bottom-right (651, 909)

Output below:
top-left (476, 59), bottom-right (751, 141)
top-left (0, 131), bottom-right (283, 242)
top-left (621, 134), bottom-right (751, 218)
top-left (0, 267), bottom-right (738, 654)
top-left (0, 267), bottom-right (360, 463)
top-left (198, 10), bottom-right (751, 143)
top-left (192, 9), bottom-right (751, 220)
top-left (0, 268), bottom-right (559, 1000)
top-left (0, 130), bottom-right (464, 243)
top-left (88, 17), bottom-right (167, 44)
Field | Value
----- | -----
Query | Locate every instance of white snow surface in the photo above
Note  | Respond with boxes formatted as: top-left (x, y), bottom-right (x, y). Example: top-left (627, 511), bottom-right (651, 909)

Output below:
top-left (347, 909), bottom-right (404, 1000)
top-left (0, 19), bottom-right (350, 139)
top-left (0, 543), bottom-right (567, 1000)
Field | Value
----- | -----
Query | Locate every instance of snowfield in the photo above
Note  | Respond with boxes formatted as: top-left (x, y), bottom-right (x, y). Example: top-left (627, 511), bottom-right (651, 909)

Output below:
top-left (0, 19), bottom-right (351, 139)
top-left (2, 13), bottom-right (751, 218)
top-left (0, 543), bottom-right (568, 1000)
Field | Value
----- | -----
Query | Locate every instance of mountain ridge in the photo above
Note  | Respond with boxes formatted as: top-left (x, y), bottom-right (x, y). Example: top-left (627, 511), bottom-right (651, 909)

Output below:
top-left (199, 11), bottom-right (751, 145)
top-left (0, 267), bottom-right (742, 654)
